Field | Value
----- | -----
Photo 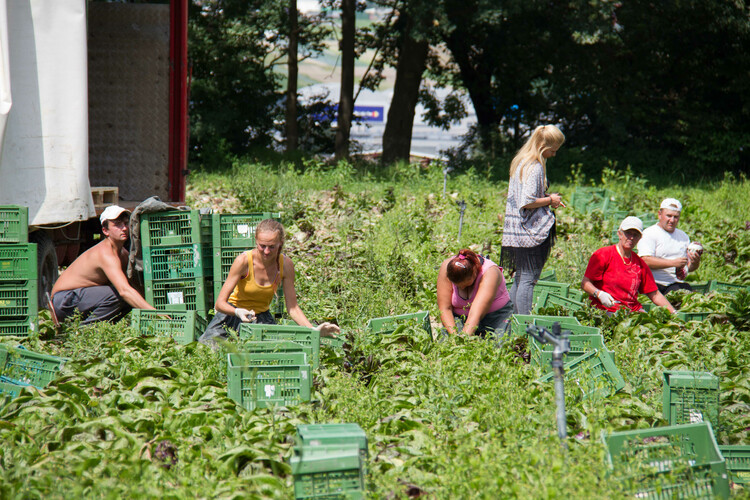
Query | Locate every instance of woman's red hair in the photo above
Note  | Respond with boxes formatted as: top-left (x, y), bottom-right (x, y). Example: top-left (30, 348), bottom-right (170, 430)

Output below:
top-left (446, 249), bottom-right (481, 283)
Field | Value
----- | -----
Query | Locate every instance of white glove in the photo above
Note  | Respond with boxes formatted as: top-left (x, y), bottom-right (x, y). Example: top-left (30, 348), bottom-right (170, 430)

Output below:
top-left (597, 290), bottom-right (618, 307)
top-left (315, 322), bottom-right (340, 338)
top-left (234, 308), bottom-right (256, 323)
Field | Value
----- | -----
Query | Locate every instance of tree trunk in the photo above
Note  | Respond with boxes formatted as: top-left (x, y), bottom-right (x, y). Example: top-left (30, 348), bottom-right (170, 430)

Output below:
top-left (285, 0), bottom-right (298, 152)
top-left (381, 31), bottom-right (429, 166)
top-left (335, 0), bottom-right (355, 160)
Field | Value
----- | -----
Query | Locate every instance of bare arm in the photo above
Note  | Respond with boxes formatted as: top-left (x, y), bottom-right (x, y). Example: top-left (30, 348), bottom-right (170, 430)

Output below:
top-left (522, 193), bottom-right (563, 209)
top-left (282, 257), bottom-right (314, 328)
top-left (646, 290), bottom-right (676, 314)
top-left (436, 260), bottom-right (458, 335)
top-left (581, 276), bottom-right (599, 298)
top-left (101, 250), bottom-right (154, 310)
top-left (640, 255), bottom-right (688, 270)
top-left (215, 253), bottom-right (248, 316)
top-left (461, 266), bottom-right (503, 335)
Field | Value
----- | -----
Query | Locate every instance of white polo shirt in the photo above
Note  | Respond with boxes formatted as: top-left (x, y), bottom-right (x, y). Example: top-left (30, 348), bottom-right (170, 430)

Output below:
top-left (637, 224), bottom-right (690, 285)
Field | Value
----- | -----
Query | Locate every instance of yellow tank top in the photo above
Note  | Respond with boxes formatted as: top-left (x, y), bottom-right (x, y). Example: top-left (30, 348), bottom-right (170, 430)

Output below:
top-left (228, 251), bottom-right (284, 313)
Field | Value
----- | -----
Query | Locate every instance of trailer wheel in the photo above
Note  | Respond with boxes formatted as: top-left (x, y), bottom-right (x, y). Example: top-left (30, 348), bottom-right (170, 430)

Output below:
top-left (30, 231), bottom-right (59, 310)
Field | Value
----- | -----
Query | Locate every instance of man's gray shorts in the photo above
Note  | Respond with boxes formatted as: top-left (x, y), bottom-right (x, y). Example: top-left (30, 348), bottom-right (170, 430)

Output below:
top-left (52, 286), bottom-right (130, 325)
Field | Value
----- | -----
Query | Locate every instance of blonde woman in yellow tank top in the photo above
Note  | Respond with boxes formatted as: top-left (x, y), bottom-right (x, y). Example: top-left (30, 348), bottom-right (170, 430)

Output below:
top-left (199, 219), bottom-right (340, 347)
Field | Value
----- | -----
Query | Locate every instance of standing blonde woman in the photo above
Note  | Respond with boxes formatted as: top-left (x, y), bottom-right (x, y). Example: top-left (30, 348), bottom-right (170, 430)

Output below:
top-left (500, 125), bottom-right (565, 315)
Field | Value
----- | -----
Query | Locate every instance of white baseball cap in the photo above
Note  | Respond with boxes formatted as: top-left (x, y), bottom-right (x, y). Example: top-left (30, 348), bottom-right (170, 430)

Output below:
top-left (660, 198), bottom-right (682, 212)
top-left (619, 216), bottom-right (643, 234)
top-left (100, 205), bottom-right (130, 225)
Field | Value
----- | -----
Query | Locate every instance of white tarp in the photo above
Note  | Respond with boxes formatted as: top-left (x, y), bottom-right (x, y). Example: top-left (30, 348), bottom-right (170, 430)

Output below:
top-left (0, 0), bottom-right (94, 226)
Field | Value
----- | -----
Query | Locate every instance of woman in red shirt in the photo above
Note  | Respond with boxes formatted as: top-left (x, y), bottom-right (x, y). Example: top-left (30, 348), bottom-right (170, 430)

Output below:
top-left (582, 216), bottom-right (675, 314)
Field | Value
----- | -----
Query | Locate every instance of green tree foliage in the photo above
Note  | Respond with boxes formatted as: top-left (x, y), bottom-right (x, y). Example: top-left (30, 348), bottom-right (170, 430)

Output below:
top-left (189, 0), bottom-right (329, 168)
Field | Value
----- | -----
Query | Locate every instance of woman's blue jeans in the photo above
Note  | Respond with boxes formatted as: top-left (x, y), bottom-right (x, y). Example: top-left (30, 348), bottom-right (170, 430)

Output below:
top-left (509, 266), bottom-right (543, 315)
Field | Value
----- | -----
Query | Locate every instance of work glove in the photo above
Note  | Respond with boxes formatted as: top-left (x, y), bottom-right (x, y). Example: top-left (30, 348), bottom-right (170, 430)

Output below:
top-left (315, 322), bottom-right (340, 338)
top-left (596, 290), bottom-right (618, 307)
top-left (234, 308), bottom-right (256, 323)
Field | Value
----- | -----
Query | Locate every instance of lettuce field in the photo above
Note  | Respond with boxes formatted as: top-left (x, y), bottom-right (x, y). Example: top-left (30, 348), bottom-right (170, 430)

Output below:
top-left (2, 161), bottom-right (750, 498)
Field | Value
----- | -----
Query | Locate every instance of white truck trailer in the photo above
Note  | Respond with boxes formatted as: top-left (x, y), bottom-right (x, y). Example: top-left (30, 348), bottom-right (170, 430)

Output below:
top-left (0, 0), bottom-right (189, 307)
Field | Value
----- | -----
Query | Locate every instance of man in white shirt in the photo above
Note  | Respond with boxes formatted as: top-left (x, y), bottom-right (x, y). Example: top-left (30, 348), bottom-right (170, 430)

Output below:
top-left (637, 198), bottom-right (702, 295)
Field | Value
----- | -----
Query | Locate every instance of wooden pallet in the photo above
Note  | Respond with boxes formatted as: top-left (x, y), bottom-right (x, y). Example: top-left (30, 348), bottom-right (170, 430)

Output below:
top-left (91, 187), bottom-right (119, 209)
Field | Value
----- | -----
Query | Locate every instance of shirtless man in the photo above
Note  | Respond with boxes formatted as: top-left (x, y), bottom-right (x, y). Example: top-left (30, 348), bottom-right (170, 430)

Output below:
top-left (51, 205), bottom-right (155, 324)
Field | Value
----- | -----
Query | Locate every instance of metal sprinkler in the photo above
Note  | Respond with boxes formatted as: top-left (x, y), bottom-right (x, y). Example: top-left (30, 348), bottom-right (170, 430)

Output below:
top-left (526, 322), bottom-right (571, 449)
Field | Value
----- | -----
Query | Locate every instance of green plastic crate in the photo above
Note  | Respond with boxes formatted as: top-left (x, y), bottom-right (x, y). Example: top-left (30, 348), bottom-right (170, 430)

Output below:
top-left (0, 205), bottom-right (29, 244)
top-left (145, 277), bottom-right (208, 313)
top-left (529, 333), bottom-right (607, 371)
top-left (510, 314), bottom-right (580, 337)
top-left (539, 348), bottom-right (625, 399)
top-left (366, 311), bottom-right (432, 336)
top-left (130, 309), bottom-right (208, 345)
top-left (0, 344), bottom-right (66, 389)
top-left (675, 311), bottom-right (713, 322)
top-left (707, 281), bottom-right (750, 294)
top-left (241, 340), bottom-right (312, 362)
top-left (0, 244), bottom-right (37, 281)
top-left (239, 351), bottom-right (309, 366)
top-left (0, 281), bottom-right (38, 320)
top-left (539, 269), bottom-right (556, 281)
top-left (141, 210), bottom-right (203, 248)
top-left (569, 188), bottom-right (618, 214)
top-left (291, 444), bottom-right (365, 500)
top-left (690, 282), bottom-right (711, 294)
top-left (143, 244), bottom-right (206, 281)
top-left (212, 212), bottom-right (281, 249)
top-left (532, 291), bottom-right (586, 313)
top-left (0, 380), bottom-right (25, 400)
top-left (718, 445), bottom-right (750, 484)
top-left (295, 424), bottom-right (368, 463)
top-left (320, 336), bottom-right (345, 350)
top-left (227, 352), bottom-right (312, 411)
top-left (0, 317), bottom-right (38, 337)
top-left (604, 422), bottom-right (729, 500)
top-left (662, 371), bottom-right (720, 429)
top-left (238, 324), bottom-right (320, 369)
top-left (534, 280), bottom-right (571, 299)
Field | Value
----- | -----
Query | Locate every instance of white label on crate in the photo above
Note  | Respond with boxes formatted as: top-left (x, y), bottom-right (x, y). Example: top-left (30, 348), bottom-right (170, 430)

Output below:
top-left (167, 292), bottom-right (184, 304)
top-left (264, 384), bottom-right (276, 398)
top-left (688, 409), bottom-right (704, 423)
top-left (193, 244), bottom-right (201, 267)
top-left (301, 371), bottom-right (308, 379)
top-left (237, 224), bottom-right (250, 236)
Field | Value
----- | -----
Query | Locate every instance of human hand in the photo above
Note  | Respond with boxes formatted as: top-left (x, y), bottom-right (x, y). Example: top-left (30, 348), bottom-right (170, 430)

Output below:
top-left (234, 308), bottom-right (256, 323)
top-left (549, 193), bottom-right (563, 209)
top-left (597, 290), bottom-right (619, 307)
top-left (673, 256), bottom-right (689, 268)
top-left (315, 322), bottom-right (340, 338)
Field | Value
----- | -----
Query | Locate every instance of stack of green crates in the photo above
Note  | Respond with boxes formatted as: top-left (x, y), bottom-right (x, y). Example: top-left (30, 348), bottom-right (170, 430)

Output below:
top-left (662, 370), bottom-right (720, 429)
top-left (211, 212), bottom-right (284, 317)
top-left (141, 210), bottom-right (210, 315)
top-left (604, 421), bottom-right (730, 499)
top-left (510, 314), bottom-right (581, 337)
top-left (130, 309), bottom-right (208, 345)
top-left (0, 344), bottom-right (66, 399)
top-left (0, 206), bottom-right (38, 337)
top-left (227, 351), bottom-right (312, 411)
top-left (291, 423), bottom-right (367, 500)
top-left (366, 311), bottom-right (432, 337)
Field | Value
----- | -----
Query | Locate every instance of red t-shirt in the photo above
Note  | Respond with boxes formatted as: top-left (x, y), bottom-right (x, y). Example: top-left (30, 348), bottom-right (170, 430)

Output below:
top-left (584, 245), bottom-right (657, 313)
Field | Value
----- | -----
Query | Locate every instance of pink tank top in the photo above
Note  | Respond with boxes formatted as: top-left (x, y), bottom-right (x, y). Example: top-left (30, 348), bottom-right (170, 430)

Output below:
top-left (451, 258), bottom-right (510, 316)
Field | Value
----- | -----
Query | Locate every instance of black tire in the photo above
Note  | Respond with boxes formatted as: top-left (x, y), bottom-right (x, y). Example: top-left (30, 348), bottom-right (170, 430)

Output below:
top-left (29, 231), bottom-right (58, 310)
